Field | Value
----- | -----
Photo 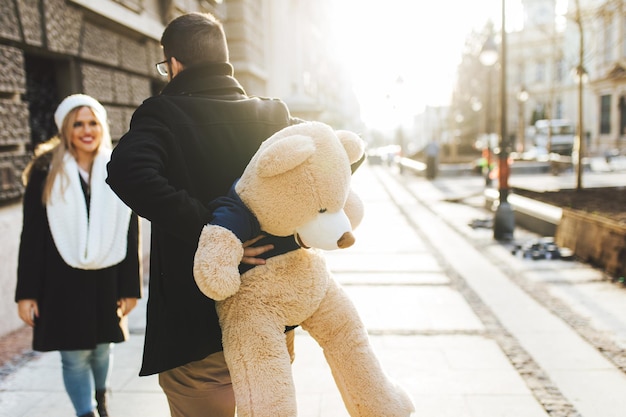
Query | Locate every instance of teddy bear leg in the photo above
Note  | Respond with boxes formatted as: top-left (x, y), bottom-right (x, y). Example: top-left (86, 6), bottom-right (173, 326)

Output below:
top-left (218, 301), bottom-right (297, 417)
top-left (301, 279), bottom-right (415, 417)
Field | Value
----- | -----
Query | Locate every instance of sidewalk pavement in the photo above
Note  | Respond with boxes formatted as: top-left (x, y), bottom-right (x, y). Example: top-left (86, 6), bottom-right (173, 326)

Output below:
top-left (1, 163), bottom-right (625, 417)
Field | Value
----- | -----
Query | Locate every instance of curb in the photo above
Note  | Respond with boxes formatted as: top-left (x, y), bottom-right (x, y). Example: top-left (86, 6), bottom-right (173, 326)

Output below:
top-left (398, 157), bottom-right (561, 237)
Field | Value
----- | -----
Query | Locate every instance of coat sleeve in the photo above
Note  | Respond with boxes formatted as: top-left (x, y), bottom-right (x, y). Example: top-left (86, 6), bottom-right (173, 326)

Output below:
top-left (116, 212), bottom-right (143, 299)
top-left (106, 100), bottom-right (212, 246)
top-left (15, 168), bottom-right (47, 301)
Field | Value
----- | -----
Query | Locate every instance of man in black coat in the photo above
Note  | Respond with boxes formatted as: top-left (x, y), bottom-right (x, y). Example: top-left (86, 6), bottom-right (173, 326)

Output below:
top-left (106, 12), bottom-right (298, 417)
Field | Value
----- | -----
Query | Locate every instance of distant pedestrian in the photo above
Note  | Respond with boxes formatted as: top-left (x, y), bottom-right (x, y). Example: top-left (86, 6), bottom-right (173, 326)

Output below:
top-left (425, 139), bottom-right (440, 179)
top-left (15, 94), bottom-right (142, 417)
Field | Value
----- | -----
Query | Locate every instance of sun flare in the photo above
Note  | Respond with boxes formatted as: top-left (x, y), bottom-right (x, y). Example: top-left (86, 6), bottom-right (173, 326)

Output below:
top-left (329, 0), bottom-right (525, 130)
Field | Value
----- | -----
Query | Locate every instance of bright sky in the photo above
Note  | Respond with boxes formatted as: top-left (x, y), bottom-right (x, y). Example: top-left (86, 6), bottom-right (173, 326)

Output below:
top-left (329, 0), bottom-right (525, 130)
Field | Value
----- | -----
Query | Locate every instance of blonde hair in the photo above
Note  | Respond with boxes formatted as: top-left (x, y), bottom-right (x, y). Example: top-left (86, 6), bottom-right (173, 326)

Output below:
top-left (23, 106), bottom-right (108, 204)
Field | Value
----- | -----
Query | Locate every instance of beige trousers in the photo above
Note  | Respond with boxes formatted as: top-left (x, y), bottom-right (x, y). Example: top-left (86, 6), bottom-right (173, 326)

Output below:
top-left (159, 330), bottom-right (295, 417)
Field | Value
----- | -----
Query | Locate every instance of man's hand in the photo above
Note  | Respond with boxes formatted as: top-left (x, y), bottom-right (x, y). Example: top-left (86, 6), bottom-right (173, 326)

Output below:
top-left (17, 299), bottom-right (38, 327)
top-left (241, 235), bottom-right (274, 265)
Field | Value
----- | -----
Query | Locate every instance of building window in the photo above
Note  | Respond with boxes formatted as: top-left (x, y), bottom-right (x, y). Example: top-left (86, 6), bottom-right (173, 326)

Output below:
top-left (555, 58), bottom-right (565, 82)
top-left (623, 16), bottom-right (626, 58)
top-left (619, 96), bottom-right (626, 136)
top-left (555, 99), bottom-right (563, 119)
top-left (516, 63), bottom-right (525, 85)
top-left (604, 17), bottom-right (614, 64)
top-left (535, 61), bottom-right (545, 83)
top-left (600, 95), bottom-right (611, 134)
top-left (0, 165), bottom-right (14, 192)
top-left (23, 55), bottom-right (60, 148)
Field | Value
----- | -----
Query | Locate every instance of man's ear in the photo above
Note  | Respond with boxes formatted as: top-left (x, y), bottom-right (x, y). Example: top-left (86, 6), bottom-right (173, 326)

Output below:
top-left (169, 57), bottom-right (185, 79)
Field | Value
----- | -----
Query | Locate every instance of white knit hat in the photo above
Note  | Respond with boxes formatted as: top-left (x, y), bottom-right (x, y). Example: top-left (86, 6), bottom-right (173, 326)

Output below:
top-left (54, 94), bottom-right (108, 131)
top-left (53, 94), bottom-right (112, 149)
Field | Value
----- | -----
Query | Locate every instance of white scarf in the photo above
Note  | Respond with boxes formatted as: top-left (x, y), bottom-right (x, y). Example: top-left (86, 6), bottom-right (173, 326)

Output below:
top-left (47, 149), bottom-right (132, 270)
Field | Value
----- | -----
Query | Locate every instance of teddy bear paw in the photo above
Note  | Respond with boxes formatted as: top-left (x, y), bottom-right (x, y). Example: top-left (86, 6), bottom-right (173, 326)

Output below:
top-left (193, 225), bottom-right (244, 300)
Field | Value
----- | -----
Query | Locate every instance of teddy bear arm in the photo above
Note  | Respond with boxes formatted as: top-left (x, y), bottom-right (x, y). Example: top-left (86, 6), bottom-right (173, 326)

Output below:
top-left (218, 299), bottom-right (298, 417)
top-left (193, 225), bottom-right (244, 301)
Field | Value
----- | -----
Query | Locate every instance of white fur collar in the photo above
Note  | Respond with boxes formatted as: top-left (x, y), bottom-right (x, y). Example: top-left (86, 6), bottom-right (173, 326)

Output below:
top-left (47, 150), bottom-right (131, 270)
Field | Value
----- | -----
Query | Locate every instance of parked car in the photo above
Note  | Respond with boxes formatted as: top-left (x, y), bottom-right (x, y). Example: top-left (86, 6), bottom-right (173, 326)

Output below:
top-left (530, 119), bottom-right (575, 156)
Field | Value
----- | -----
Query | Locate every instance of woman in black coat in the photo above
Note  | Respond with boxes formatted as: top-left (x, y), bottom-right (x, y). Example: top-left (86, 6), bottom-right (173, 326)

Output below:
top-left (15, 94), bottom-right (142, 417)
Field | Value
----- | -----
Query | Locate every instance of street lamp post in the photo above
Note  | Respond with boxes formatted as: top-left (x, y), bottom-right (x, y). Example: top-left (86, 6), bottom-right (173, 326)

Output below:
top-left (517, 86), bottom-right (529, 153)
top-left (574, 0), bottom-right (586, 191)
top-left (574, 65), bottom-right (586, 190)
top-left (479, 33), bottom-right (497, 187)
top-left (493, 0), bottom-right (515, 241)
top-left (471, 97), bottom-right (483, 156)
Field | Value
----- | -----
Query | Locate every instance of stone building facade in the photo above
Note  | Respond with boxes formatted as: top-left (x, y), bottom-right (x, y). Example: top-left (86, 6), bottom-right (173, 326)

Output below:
top-left (0, 0), bottom-right (360, 338)
top-left (588, 0), bottom-right (626, 152)
top-left (0, 0), bottom-right (216, 337)
top-left (0, 0), bottom-right (173, 202)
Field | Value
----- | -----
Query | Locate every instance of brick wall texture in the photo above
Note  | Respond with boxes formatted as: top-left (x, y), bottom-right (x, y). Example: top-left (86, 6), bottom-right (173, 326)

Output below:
top-left (0, 0), bottom-right (163, 202)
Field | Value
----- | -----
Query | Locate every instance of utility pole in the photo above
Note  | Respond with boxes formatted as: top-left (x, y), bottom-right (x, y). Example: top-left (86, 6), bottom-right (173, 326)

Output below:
top-left (493, 0), bottom-right (515, 241)
top-left (574, 0), bottom-right (585, 191)
top-left (546, 0), bottom-right (556, 155)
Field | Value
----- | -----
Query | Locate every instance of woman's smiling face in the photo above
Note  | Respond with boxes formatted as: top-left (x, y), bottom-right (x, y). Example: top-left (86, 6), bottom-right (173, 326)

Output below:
top-left (70, 106), bottom-right (102, 160)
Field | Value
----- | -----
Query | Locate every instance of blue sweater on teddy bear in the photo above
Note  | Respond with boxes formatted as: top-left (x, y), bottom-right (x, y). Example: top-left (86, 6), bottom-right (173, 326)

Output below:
top-left (207, 181), bottom-right (301, 274)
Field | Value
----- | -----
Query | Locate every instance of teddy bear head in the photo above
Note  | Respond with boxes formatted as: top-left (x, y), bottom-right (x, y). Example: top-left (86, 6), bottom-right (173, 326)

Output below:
top-left (235, 122), bottom-right (364, 250)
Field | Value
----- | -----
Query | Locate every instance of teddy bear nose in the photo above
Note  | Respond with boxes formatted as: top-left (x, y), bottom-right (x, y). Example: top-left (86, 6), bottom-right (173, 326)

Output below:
top-left (337, 232), bottom-right (355, 249)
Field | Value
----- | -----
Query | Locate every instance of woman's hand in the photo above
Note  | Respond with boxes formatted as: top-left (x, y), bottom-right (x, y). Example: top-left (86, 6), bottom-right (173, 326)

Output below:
top-left (17, 299), bottom-right (38, 327)
top-left (118, 298), bottom-right (138, 316)
top-left (241, 235), bottom-right (274, 266)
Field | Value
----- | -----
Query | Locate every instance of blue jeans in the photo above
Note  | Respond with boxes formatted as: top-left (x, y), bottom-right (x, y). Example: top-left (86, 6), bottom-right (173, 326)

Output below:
top-left (60, 343), bottom-right (113, 416)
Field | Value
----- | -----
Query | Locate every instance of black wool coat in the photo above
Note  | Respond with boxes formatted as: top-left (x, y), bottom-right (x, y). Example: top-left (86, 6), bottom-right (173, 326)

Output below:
top-left (15, 159), bottom-right (142, 352)
top-left (106, 62), bottom-right (295, 376)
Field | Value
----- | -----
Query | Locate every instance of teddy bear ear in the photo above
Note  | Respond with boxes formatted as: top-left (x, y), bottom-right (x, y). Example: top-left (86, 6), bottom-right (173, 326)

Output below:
top-left (336, 130), bottom-right (365, 164)
top-left (257, 134), bottom-right (316, 177)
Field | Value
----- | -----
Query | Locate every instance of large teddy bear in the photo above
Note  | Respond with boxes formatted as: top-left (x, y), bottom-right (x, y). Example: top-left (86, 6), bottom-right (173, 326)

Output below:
top-left (193, 121), bottom-right (415, 417)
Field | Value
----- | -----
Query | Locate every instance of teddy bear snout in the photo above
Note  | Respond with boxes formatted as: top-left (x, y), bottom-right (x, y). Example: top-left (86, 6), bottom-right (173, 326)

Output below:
top-left (294, 210), bottom-right (353, 251)
top-left (337, 231), bottom-right (355, 249)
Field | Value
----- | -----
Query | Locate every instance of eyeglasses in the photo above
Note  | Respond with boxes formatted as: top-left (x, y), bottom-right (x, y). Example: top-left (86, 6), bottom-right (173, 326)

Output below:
top-left (156, 59), bottom-right (169, 76)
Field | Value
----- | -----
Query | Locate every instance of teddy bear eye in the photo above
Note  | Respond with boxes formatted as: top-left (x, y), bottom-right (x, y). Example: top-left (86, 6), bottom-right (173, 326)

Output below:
top-left (319, 208), bottom-right (327, 213)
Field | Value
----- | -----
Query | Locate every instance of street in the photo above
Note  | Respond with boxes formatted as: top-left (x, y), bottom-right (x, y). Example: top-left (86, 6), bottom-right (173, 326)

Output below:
top-left (1, 162), bottom-right (625, 417)
top-left (300, 162), bottom-right (626, 416)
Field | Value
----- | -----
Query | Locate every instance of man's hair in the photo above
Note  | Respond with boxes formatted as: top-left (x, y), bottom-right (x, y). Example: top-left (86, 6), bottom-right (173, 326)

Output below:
top-left (161, 12), bottom-right (229, 66)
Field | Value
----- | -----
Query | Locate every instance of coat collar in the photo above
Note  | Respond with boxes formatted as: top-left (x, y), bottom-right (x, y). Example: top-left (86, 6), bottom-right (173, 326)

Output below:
top-left (161, 62), bottom-right (246, 97)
